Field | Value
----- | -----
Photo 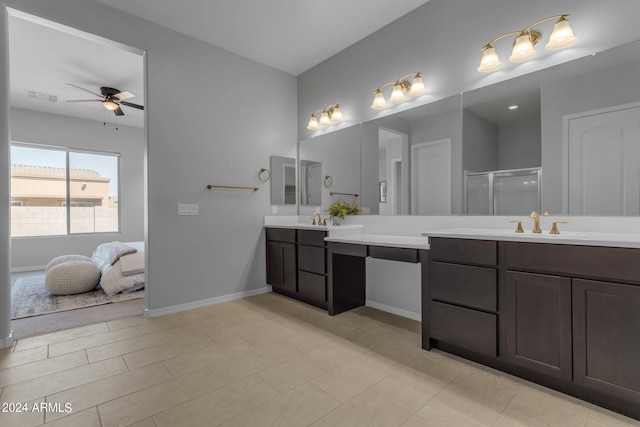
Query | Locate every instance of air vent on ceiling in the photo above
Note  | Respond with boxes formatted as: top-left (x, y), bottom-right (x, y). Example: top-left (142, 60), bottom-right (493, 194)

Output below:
top-left (25, 89), bottom-right (58, 102)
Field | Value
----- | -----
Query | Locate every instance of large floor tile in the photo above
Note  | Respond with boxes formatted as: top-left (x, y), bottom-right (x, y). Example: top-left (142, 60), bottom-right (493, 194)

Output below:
top-left (407, 400), bottom-right (489, 427)
top-left (0, 346), bottom-right (48, 369)
top-left (152, 375), bottom-right (280, 427)
top-left (46, 362), bottom-right (172, 422)
top-left (41, 407), bottom-right (102, 427)
top-left (123, 335), bottom-right (213, 370)
top-left (311, 389), bottom-right (412, 427)
top-left (220, 382), bottom-right (340, 427)
top-left (48, 326), bottom-right (141, 357)
top-left (86, 329), bottom-right (180, 362)
top-left (0, 398), bottom-right (45, 427)
top-left (97, 367), bottom-right (223, 427)
top-left (162, 337), bottom-right (255, 377)
top-left (0, 351), bottom-right (87, 388)
top-left (13, 323), bottom-right (109, 352)
top-left (505, 384), bottom-right (591, 427)
top-left (587, 405), bottom-right (640, 427)
top-left (1, 356), bottom-right (127, 403)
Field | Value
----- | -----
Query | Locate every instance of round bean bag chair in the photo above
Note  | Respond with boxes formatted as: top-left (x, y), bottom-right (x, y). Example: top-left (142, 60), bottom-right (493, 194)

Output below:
top-left (45, 260), bottom-right (101, 295)
top-left (46, 254), bottom-right (92, 273)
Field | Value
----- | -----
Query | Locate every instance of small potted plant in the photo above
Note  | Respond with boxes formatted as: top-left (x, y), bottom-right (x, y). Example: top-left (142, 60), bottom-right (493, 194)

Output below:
top-left (327, 199), bottom-right (361, 225)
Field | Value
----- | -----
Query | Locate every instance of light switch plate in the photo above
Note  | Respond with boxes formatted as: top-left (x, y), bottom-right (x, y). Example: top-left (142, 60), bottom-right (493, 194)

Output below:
top-left (178, 204), bottom-right (199, 216)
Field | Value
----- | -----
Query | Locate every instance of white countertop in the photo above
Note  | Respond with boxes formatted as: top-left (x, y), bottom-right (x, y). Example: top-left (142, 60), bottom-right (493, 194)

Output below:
top-left (423, 228), bottom-right (640, 248)
top-left (265, 223), bottom-right (363, 232)
top-left (325, 233), bottom-right (430, 250)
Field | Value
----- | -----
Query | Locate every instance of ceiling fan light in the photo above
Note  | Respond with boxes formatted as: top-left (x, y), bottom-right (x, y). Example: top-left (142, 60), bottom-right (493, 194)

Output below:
top-left (319, 111), bottom-right (331, 126)
top-left (546, 16), bottom-right (577, 50)
top-left (477, 45), bottom-right (502, 72)
top-left (509, 33), bottom-right (537, 62)
top-left (307, 114), bottom-right (319, 130)
top-left (371, 90), bottom-right (387, 110)
top-left (390, 83), bottom-right (406, 103)
top-left (408, 74), bottom-right (426, 96)
top-left (102, 100), bottom-right (119, 111)
top-left (330, 104), bottom-right (343, 122)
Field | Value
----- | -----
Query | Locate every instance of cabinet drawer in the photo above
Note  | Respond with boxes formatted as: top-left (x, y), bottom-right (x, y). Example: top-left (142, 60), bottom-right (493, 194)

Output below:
top-left (369, 246), bottom-right (418, 263)
top-left (298, 245), bottom-right (326, 274)
top-left (298, 271), bottom-right (326, 302)
top-left (430, 301), bottom-right (497, 357)
top-left (430, 238), bottom-right (497, 266)
top-left (297, 229), bottom-right (327, 247)
top-left (504, 242), bottom-right (640, 284)
top-left (266, 228), bottom-right (296, 243)
top-left (430, 262), bottom-right (497, 311)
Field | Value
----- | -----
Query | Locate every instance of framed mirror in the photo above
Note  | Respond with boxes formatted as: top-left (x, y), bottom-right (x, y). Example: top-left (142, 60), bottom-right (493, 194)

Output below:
top-left (270, 155), bottom-right (296, 205)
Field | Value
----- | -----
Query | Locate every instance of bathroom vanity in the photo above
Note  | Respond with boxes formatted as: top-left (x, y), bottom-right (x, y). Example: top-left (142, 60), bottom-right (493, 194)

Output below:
top-left (423, 231), bottom-right (640, 419)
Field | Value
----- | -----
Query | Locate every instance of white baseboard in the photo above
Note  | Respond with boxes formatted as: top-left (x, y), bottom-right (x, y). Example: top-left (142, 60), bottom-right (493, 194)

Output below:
top-left (1, 331), bottom-right (14, 349)
top-left (11, 265), bottom-right (46, 273)
top-left (366, 300), bottom-right (421, 321)
top-left (144, 286), bottom-right (272, 318)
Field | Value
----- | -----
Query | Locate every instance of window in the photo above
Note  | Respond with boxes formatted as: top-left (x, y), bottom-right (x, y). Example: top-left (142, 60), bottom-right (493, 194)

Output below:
top-left (10, 143), bottom-right (120, 237)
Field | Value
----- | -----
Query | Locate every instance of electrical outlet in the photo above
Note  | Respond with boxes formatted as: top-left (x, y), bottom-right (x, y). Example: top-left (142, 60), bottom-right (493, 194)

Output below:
top-left (178, 204), bottom-right (199, 216)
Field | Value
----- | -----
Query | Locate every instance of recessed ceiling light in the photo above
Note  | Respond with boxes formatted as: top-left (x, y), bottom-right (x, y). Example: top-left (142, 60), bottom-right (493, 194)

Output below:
top-left (508, 105), bottom-right (519, 110)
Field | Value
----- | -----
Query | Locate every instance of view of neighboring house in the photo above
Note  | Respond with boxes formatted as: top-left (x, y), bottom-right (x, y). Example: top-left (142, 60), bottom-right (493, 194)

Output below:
top-left (10, 164), bottom-right (117, 236)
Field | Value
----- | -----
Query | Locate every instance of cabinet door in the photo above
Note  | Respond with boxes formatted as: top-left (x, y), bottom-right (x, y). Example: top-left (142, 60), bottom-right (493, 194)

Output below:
top-left (266, 241), bottom-right (296, 292)
top-left (573, 279), bottom-right (640, 403)
top-left (506, 271), bottom-right (572, 381)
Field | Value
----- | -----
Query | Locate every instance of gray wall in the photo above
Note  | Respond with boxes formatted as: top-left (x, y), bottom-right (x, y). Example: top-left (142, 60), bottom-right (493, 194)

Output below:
top-left (498, 116), bottom-right (541, 170)
top-left (462, 110), bottom-right (498, 173)
top-left (10, 107), bottom-right (145, 269)
top-left (541, 59), bottom-right (640, 212)
top-left (1, 0), bottom-right (297, 343)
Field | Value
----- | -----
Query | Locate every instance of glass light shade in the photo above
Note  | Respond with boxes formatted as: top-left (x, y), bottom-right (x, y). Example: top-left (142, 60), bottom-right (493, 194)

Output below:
top-left (509, 33), bottom-right (537, 62)
top-left (319, 111), bottom-right (331, 126)
top-left (546, 17), bottom-right (577, 50)
top-left (102, 100), bottom-right (119, 111)
top-left (408, 74), bottom-right (426, 96)
top-left (306, 115), bottom-right (319, 130)
top-left (330, 105), bottom-right (343, 122)
top-left (371, 90), bottom-right (387, 110)
top-left (477, 46), bottom-right (501, 72)
top-left (389, 83), bottom-right (406, 103)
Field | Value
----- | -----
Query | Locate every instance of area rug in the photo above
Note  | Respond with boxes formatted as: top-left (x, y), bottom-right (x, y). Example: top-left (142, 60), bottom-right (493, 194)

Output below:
top-left (11, 275), bottom-right (145, 319)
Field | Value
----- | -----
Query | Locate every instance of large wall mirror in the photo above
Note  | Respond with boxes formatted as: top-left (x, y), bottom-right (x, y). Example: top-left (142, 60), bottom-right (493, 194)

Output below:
top-left (296, 39), bottom-right (640, 216)
top-left (298, 124), bottom-right (361, 215)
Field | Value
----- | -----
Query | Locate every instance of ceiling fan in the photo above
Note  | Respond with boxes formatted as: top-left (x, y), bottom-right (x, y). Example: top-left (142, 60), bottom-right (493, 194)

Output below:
top-left (66, 83), bottom-right (144, 116)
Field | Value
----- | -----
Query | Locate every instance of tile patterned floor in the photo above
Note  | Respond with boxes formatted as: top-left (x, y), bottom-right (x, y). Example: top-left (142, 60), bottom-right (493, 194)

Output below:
top-left (1, 292), bottom-right (639, 427)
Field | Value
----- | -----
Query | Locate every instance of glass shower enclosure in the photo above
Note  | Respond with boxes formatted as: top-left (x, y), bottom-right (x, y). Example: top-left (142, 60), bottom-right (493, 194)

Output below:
top-left (465, 167), bottom-right (541, 215)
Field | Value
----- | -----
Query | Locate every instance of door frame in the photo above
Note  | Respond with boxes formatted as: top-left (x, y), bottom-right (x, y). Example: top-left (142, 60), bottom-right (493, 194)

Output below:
top-left (411, 138), bottom-right (451, 215)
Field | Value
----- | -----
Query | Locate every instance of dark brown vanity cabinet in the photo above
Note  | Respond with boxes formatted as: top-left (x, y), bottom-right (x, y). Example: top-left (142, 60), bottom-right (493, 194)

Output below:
top-left (505, 271), bottom-right (572, 381)
top-left (266, 228), bottom-right (328, 309)
top-left (573, 279), bottom-right (640, 405)
top-left (425, 237), bottom-right (640, 419)
top-left (266, 228), bottom-right (296, 293)
top-left (427, 238), bottom-right (498, 357)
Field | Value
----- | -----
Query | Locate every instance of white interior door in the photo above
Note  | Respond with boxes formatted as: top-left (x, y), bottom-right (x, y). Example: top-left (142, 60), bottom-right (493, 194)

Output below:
top-left (411, 138), bottom-right (451, 215)
top-left (567, 105), bottom-right (640, 215)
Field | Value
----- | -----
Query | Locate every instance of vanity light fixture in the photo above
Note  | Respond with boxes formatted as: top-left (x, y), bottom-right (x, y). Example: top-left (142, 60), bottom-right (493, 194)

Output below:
top-left (477, 14), bottom-right (577, 73)
top-left (370, 72), bottom-right (427, 110)
top-left (306, 104), bottom-right (343, 130)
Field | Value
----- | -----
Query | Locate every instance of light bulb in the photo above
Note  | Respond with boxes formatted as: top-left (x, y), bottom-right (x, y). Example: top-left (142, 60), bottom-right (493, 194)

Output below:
top-left (306, 114), bottom-right (319, 130)
top-left (330, 104), bottom-right (343, 122)
top-left (477, 45), bottom-right (501, 72)
top-left (509, 33), bottom-right (537, 62)
top-left (319, 111), bottom-right (331, 126)
top-left (390, 83), bottom-right (406, 103)
top-left (102, 100), bottom-right (119, 111)
top-left (546, 16), bottom-right (577, 50)
top-left (408, 74), bottom-right (426, 96)
top-left (371, 90), bottom-right (387, 110)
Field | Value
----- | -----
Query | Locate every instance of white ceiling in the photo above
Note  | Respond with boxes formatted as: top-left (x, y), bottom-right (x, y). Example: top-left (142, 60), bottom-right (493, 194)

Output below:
top-left (9, 14), bottom-right (145, 128)
top-left (95, 0), bottom-right (432, 76)
top-left (8, 1), bottom-right (432, 128)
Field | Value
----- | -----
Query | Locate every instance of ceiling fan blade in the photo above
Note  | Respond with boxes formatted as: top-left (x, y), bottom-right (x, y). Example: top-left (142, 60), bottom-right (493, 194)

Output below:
top-left (66, 83), bottom-right (104, 98)
top-left (66, 99), bottom-right (102, 103)
top-left (113, 91), bottom-right (135, 101)
top-left (119, 100), bottom-right (144, 110)
top-left (114, 107), bottom-right (125, 116)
